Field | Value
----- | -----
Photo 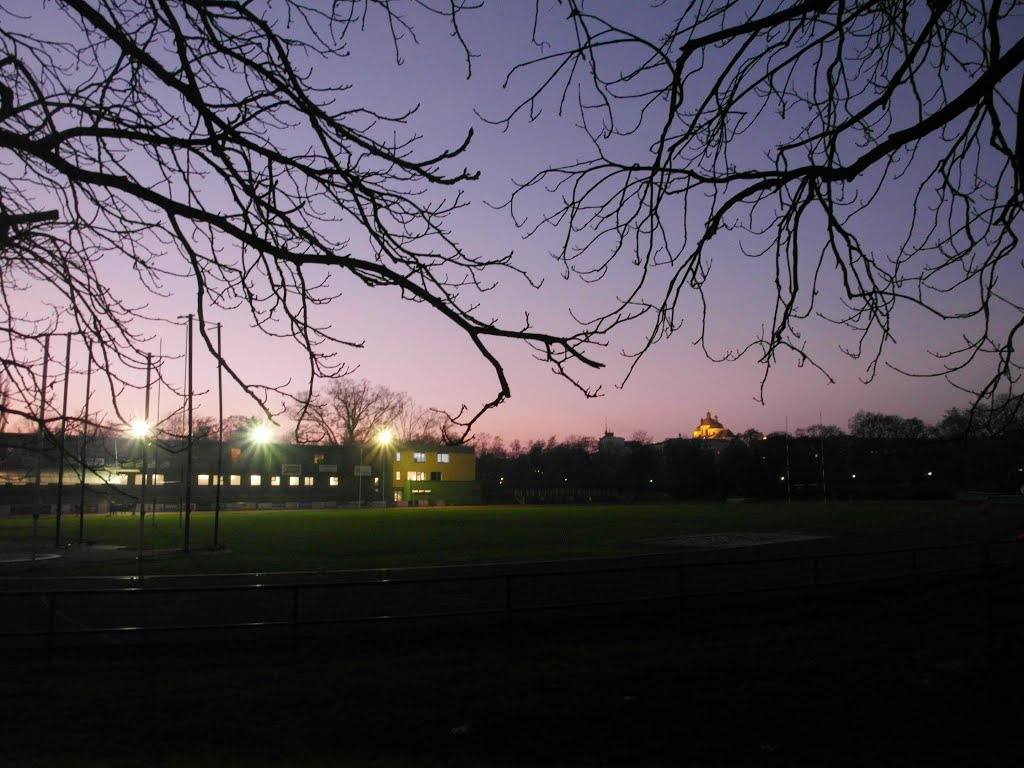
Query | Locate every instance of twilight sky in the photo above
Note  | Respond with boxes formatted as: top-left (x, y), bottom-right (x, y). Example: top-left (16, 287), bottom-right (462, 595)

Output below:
top-left (21, 1), bottom-right (1024, 443)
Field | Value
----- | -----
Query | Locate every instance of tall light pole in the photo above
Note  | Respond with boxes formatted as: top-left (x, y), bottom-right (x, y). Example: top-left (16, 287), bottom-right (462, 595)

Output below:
top-left (214, 323), bottom-right (223, 548)
top-left (183, 314), bottom-right (193, 552)
top-left (54, 333), bottom-right (72, 548)
top-left (33, 334), bottom-right (50, 565)
top-left (78, 346), bottom-right (92, 544)
top-left (131, 416), bottom-right (151, 570)
top-left (377, 430), bottom-right (393, 506)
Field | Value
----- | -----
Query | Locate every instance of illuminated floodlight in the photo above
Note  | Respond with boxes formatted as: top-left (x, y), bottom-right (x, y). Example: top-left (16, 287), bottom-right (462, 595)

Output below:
top-left (129, 419), bottom-right (151, 439)
top-left (377, 429), bottom-right (393, 446)
top-left (250, 423), bottom-right (274, 444)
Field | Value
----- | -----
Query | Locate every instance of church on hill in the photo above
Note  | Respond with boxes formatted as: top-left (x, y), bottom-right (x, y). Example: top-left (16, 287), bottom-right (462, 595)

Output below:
top-left (693, 412), bottom-right (734, 440)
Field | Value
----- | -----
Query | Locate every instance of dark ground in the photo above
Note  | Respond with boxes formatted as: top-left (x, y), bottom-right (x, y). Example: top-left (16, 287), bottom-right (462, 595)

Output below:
top-left (2, 573), bottom-right (1022, 768)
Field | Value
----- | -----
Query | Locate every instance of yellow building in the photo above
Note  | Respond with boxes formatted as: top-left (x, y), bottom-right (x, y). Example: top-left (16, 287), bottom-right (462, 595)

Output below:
top-left (693, 412), bottom-right (733, 440)
top-left (390, 443), bottom-right (478, 505)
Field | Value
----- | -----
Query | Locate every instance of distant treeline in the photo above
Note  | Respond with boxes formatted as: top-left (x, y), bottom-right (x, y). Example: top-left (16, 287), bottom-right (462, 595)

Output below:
top-left (474, 408), bottom-right (1024, 502)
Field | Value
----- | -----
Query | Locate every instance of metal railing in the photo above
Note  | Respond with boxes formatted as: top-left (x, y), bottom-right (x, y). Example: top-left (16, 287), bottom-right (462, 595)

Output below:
top-left (1, 540), bottom-right (1020, 657)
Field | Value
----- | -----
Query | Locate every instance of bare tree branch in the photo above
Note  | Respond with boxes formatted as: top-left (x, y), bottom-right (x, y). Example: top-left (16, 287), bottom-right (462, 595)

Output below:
top-left (0, 0), bottom-right (603, 445)
top-left (495, 0), bottom-right (1024, 422)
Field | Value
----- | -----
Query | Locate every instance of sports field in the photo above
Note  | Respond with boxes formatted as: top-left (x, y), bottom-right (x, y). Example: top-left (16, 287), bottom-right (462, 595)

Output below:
top-left (0, 499), bottom-right (1014, 576)
top-left (2, 498), bottom-right (1023, 767)
top-left (3, 500), bottom-right (1023, 767)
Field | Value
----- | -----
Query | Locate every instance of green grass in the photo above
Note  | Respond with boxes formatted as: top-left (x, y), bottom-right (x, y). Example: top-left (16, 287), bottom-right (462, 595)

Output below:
top-left (1, 499), bottom-right (1016, 577)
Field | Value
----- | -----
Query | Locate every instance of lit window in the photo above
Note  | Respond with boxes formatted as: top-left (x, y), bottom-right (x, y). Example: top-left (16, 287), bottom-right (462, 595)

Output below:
top-left (303, 476), bottom-right (314, 486)
top-left (437, 453), bottom-right (449, 463)
top-left (430, 471), bottom-right (442, 481)
top-left (151, 474), bottom-right (164, 485)
top-left (395, 471), bottom-right (402, 481)
top-left (230, 448), bottom-right (241, 462)
top-left (395, 452), bottom-right (401, 462)
top-left (413, 452), bottom-right (426, 463)
top-left (408, 471), bottom-right (426, 481)
top-left (197, 474), bottom-right (210, 486)
top-left (270, 476), bottom-right (281, 486)
top-left (329, 476), bottom-right (339, 487)
top-left (250, 475), bottom-right (262, 486)
top-left (112, 473), bottom-right (128, 485)
top-left (288, 476), bottom-right (299, 487)
top-left (313, 453), bottom-right (325, 465)
top-left (230, 475), bottom-right (241, 486)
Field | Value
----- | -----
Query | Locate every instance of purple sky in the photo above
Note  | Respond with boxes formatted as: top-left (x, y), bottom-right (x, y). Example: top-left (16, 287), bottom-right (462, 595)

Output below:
top-left (25, 2), bottom-right (1024, 443)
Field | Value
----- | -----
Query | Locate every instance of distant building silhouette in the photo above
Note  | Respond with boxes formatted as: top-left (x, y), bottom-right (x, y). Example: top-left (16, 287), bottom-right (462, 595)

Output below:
top-left (598, 431), bottom-right (627, 455)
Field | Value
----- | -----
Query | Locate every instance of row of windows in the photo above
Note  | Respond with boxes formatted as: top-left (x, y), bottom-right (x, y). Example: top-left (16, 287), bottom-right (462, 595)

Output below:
top-left (396, 452), bottom-right (449, 464)
top-left (396, 471), bottom-right (443, 482)
top-left (196, 474), bottom-right (341, 487)
top-left (112, 470), bottom-right (444, 487)
top-left (110, 474), bottom-right (165, 486)
top-left (112, 475), bottom-right (346, 487)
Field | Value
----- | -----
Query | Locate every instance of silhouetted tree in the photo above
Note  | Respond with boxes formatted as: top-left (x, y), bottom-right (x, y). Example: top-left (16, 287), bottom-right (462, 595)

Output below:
top-left (497, 0), bottom-right (1024, 415)
top-left (0, 1), bottom-right (602, 441)
top-left (292, 378), bottom-right (407, 445)
top-left (392, 401), bottom-right (446, 444)
top-left (932, 407), bottom-right (974, 439)
top-left (795, 424), bottom-right (845, 439)
top-left (630, 429), bottom-right (652, 445)
top-left (849, 411), bottom-right (926, 440)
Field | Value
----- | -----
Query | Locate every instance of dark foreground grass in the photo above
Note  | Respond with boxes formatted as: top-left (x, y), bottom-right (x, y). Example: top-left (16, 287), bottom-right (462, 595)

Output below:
top-left (3, 502), bottom-right (1022, 766)
top-left (1, 500), bottom-right (1014, 577)
top-left (3, 585), bottom-right (1021, 767)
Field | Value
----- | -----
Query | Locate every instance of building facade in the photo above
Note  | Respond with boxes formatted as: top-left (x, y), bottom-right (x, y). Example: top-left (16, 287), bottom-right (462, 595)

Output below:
top-left (0, 433), bottom-right (479, 512)
top-left (391, 443), bottom-right (477, 505)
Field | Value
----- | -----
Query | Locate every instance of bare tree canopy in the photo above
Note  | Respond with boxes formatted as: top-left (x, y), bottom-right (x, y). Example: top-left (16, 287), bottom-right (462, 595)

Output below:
top-left (0, 0), bottom-right (601, 440)
top-left (849, 410), bottom-right (927, 439)
top-left (5, 0), bottom-right (1024, 445)
top-left (498, 0), bottom-right (1024, 413)
top-left (794, 423), bottom-right (846, 439)
top-left (292, 377), bottom-right (407, 445)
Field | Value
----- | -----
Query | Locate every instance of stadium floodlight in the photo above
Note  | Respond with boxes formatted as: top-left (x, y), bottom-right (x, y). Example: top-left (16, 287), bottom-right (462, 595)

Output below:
top-left (249, 423), bottom-right (274, 444)
top-left (129, 419), bottom-right (151, 439)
